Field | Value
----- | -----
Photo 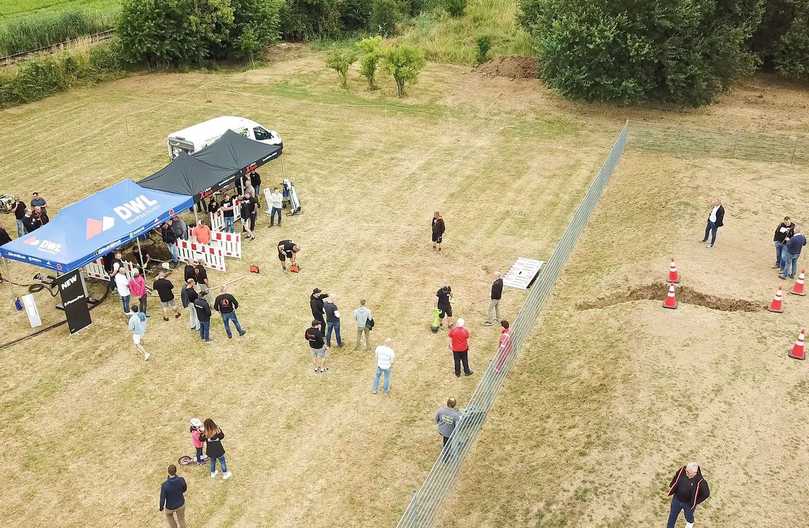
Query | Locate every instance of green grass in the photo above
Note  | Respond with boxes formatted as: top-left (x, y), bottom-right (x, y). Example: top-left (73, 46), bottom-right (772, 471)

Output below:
top-left (0, 0), bottom-right (119, 21)
top-left (0, 8), bottom-right (118, 56)
top-left (398, 0), bottom-right (533, 64)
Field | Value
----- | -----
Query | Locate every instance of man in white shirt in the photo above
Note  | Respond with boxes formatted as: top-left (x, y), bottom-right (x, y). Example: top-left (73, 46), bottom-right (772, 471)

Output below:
top-left (372, 338), bottom-right (395, 394)
top-left (701, 198), bottom-right (725, 248)
top-left (114, 267), bottom-right (131, 313)
top-left (353, 299), bottom-right (373, 350)
top-left (268, 187), bottom-right (284, 227)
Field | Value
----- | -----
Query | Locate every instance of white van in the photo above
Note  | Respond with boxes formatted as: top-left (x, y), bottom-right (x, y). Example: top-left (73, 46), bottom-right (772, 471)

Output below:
top-left (166, 116), bottom-right (282, 159)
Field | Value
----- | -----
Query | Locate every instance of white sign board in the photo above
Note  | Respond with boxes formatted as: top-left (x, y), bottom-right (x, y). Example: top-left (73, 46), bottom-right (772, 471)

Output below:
top-left (503, 258), bottom-right (544, 290)
top-left (22, 293), bottom-right (42, 328)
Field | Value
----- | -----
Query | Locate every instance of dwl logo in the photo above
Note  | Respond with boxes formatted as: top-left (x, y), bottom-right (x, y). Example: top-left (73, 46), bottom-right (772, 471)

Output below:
top-left (114, 195), bottom-right (160, 222)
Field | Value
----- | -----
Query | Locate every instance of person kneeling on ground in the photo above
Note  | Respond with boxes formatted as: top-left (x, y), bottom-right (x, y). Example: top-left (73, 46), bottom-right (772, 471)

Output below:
top-left (277, 239), bottom-right (300, 271)
top-left (666, 462), bottom-right (710, 528)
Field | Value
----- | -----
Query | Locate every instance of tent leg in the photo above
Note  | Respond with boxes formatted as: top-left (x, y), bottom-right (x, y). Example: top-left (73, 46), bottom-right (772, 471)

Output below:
top-left (193, 202), bottom-right (200, 225)
top-left (136, 238), bottom-right (145, 269)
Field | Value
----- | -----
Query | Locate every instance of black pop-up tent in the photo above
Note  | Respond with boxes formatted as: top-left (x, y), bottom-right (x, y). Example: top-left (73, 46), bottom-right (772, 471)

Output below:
top-left (137, 131), bottom-right (283, 199)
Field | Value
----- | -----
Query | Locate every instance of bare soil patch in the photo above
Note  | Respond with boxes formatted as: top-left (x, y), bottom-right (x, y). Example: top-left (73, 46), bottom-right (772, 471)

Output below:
top-left (577, 282), bottom-right (765, 312)
top-left (475, 56), bottom-right (538, 79)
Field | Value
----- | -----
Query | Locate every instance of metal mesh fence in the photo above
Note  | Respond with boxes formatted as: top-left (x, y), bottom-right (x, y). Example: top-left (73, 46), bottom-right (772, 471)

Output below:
top-left (395, 122), bottom-right (630, 528)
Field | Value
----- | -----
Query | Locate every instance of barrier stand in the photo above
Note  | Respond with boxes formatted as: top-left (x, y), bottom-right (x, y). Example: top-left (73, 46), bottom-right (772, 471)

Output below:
top-left (176, 240), bottom-right (226, 272)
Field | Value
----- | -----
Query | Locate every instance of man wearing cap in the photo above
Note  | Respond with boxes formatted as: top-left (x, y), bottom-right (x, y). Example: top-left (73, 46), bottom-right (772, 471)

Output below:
top-left (310, 288), bottom-right (326, 333)
top-left (448, 318), bottom-right (473, 377)
top-left (667, 462), bottom-right (710, 528)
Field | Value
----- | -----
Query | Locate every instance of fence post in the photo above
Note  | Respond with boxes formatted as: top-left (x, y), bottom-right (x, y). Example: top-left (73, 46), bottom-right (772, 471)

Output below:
top-left (790, 136), bottom-right (798, 165)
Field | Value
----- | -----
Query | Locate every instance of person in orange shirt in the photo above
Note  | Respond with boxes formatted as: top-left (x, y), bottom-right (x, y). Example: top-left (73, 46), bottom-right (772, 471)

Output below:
top-left (192, 220), bottom-right (212, 245)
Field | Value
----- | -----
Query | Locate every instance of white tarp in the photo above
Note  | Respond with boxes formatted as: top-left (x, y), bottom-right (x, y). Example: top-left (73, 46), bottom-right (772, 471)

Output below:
top-left (503, 258), bottom-right (544, 290)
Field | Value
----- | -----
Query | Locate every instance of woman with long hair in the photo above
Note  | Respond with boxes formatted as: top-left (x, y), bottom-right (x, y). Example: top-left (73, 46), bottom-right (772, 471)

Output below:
top-left (199, 418), bottom-right (231, 480)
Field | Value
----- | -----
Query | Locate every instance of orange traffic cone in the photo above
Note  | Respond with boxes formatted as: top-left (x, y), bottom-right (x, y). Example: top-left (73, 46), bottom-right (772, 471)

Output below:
top-left (788, 329), bottom-right (806, 360)
top-left (668, 258), bottom-right (680, 284)
top-left (790, 270), bottom-right (806, 296)
top-left (663, 284), bottom-right (677, 309)
top-left (768, 285), bottom-right (785, 313)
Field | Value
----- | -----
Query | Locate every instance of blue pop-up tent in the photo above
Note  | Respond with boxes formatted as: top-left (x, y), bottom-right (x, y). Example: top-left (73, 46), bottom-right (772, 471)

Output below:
top-left (0, 180), bottom-right (193, 272)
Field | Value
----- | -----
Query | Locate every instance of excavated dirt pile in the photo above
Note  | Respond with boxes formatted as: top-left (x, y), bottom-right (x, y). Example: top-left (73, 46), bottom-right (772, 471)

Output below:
top-left (578, 282), bottom-right (765, 312)
top-left (475, 56), bottom-right (538, 80)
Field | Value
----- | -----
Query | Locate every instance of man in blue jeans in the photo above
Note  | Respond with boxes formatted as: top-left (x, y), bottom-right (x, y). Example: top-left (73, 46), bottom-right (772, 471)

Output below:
top-left (666, 462), bottom-right (710, 528)
top-left (213, 287), bottom-right (247, 339)
top-left (780, 226), bottom-right (806, 279)
top-left (372, 338), bottom-right (395, 394)
top-left (193, 289), bottom-right (213, 343)
top-left (700, 199), bottom-right (724, 248)
top-left (323, 295), bottom-right (343, 347)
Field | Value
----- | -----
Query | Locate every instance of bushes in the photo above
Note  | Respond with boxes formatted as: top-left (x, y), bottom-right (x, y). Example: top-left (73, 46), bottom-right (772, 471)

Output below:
top-left (383, 44), bottom-right (426, 96)
top-left (775, 5), bottom-right (809, 81)
top-left (752, 0), bottom-right (809, 81)
top-left (281, 0), bottom-right (342, 40)
top-left (119, 0), bottom-right (282, 66)
top-left (326, 48), bottom-right (358, 87)
top-left (475, 35), bottom-right (491, 65)
top-left (0, 41), bottom-right (126, 109)
top-left (370, 0), bottom-right (403, 35)
top-left (0, 9), bottom-right (117, 57)
top-left (444, 0), bottom-right (467, 17)
top-left (519, 0), bottom-right (764, 106)
top-left (358, 36), bottom-right (384, 89)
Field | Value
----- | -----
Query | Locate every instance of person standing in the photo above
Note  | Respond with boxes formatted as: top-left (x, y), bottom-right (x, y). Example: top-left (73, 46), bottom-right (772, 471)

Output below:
top-left (114, 267), bottom-right (131, 313)
top-left (485, 272), bottom-right (503, 325)
top-left (436, 285), bottom-right (453, 328)
top-left (171, 214), bottom-right (188, 241)
top-left (13, 199), bottom-right (27, 237)
top-left (193, 288), bottom-right (213, 343)
top-left (128, 305), bottom-right (149, 361)
top-left (192, 220), bottom-right (212, 245)
top-left (153, 272), bottom-right (182, 321)
top-left (772, 216), bottom-right (795, 269)
top-left (240, 192), bottom-right (257, 240)
top-left (448, 318), bottom-right (472, 377)
top-left (494, 320), bottom-right (512, 373)
top-left (30, 191), bottom-right (47, 211)
top-left (310, 289), bottom-right (326, 332)
top-left (432, 211), bottom-right (445, 251)
top-left (213, 287), bottom-right (247, 338)
top-left (435, 398), bottom-right (462, 459)
top-left (221, 194), bottom-right (236, 233)
top-left (700, 199), bottom-right (724, 248)
top-left (128, 269), bottom-right (149, 316)
top-left (780, 226), bottom-right (806, 280)
top-left (372, 338), bottom-right (395, 394)
top-left (268, 187), bottom-right (283, 227)
top-left (323, 296), bottom-right (343, 347)
top-left (183, 261), bottom-right (196, 283)
top-left (200, 418), bottom-right (231, 480)
top-left (666, 462), bottom-right (710, 528)
top-left (353, 299), bottom-right (372, 350)
top-left (181, 278), bottom-right (199, 331)
top-left (193, 261), bottom-right (209, 288)
top-left (159, 464), bottom-right (187, 528)
top-left (277, 239), bottom-right (300, 271)
top-left (162, 221), bottom-right (180, 265)
top-left (305, 320), bottom-right (328, 373)
top-left (250, 171), bottom-right (262, 207)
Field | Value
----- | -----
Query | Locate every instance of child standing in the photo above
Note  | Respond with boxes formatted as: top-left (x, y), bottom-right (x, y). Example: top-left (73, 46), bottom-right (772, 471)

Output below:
top-left (200, 418), bottom-right (231, 480)
top-left (190, 418), bottom-right (207, 464)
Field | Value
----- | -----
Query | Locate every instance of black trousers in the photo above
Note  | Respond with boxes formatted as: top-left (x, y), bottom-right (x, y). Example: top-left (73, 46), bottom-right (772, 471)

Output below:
top-left (452, 350), bottom-right (471, 376)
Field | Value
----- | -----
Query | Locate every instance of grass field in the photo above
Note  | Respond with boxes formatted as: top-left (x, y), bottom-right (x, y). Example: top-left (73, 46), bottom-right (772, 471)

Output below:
top-left (2, 45), bottom-right (809, 528)
top-left (0, 0), bottom-right (119, 21)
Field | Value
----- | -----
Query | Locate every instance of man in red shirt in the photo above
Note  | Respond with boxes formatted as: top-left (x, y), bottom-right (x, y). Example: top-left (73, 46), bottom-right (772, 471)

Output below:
top-left (448, 318), bottom-right (473, 377)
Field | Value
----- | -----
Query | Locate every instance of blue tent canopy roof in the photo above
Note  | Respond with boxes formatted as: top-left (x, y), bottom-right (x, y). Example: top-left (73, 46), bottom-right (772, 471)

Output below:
top-left (0, 180), bottom-right (193, 273)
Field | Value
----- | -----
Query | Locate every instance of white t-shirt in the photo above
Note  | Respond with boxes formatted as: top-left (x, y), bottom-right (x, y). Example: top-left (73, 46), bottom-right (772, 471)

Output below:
top-left (375, 345), bottom-right (395, 369)
top-left (709, 206), bottom-right (720, 222)
top-left (270, 191), bottom-right (283, 209)
top-left (115, 273), bottom-right (130, 297)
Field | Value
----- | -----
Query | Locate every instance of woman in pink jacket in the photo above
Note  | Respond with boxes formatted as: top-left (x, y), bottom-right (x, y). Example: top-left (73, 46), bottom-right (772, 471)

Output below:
top-left (494, 320), bottom-right (512, 373)
top-left (128, 269), bottom-right (149, 316)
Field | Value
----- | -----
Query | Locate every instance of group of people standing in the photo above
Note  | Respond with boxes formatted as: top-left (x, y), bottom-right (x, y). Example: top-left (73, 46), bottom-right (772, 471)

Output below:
top-left (773, 216), bottom-right (806, 279)
top-left (11, 192), bottom-right (49, 237)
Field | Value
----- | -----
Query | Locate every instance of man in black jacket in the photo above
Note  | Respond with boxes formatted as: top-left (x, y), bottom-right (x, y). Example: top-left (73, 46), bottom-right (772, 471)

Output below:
top-left (773, 216), bottom-right (795, 269)
top-left (310, 288), bottom-right (326, 332)
top-left (667, 462), bottom-right (710, 528)
top-left (485, 272), bottom-right (503, 325)
top-left (159, 464), bottom-right (187, 528)
top-left (162, 221), bottom-right (179, 265)
top-left (214, 286), bottom-right (246, 338)
top-left (323, 295), bottom-right (342, 347)
top-left (701, 199), bottom-right (725, 248)
top-left (180, 278), bottom-right (199, 331)
top-left (193, 289), bottom-right (213, 343)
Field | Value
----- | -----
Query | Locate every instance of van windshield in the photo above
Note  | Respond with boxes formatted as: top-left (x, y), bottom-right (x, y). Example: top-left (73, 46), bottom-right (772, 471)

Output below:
top-left (254, 127), bottom-right (273, 141)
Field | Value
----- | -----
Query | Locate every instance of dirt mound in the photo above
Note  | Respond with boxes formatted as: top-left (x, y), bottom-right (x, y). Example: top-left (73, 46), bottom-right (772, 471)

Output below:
top-left (475, 56), bottom-right (538, 80)
top-left (578, 282), bottom-right (765, 312)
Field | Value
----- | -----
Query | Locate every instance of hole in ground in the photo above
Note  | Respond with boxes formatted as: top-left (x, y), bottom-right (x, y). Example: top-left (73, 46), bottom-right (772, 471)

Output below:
top-left (577, 282), bottom-right (765, 312)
